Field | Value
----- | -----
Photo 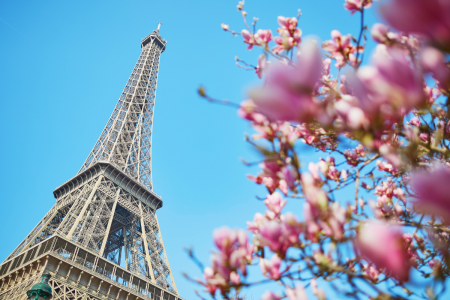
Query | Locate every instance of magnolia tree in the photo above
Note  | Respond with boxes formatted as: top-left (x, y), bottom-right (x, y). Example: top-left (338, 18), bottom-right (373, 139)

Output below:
top-left (191, 0), bottom-right (450, 299)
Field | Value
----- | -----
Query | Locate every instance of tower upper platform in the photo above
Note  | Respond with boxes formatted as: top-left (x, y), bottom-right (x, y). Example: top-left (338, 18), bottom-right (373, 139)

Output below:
top-left (141, 29), bottom-right (167, 51)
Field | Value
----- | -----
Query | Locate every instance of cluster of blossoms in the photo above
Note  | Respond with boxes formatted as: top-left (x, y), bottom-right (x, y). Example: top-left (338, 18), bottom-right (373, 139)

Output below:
top-left (198, 228), bottom-right (254, 295)
top-left (195, 0), bottom-right (450, 299)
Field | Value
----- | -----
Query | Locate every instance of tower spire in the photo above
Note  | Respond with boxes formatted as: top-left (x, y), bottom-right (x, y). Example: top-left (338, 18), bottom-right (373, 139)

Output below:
top-left (157, 21), bottom-right (162, 31)
top-left (79, 28), bottom-right (167, 190)
top-left (0, 29), bottom-right (181, 300)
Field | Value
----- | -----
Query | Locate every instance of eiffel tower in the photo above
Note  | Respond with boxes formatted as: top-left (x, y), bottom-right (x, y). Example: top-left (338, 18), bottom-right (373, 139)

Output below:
top-left (0, 24), bottom-right (183, 300)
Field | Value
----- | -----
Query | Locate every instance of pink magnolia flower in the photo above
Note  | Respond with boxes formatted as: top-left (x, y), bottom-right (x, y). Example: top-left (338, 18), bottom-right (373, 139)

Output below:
top-left (277, 16), bottom-right (297, 31)
top-left (356, 221), bottom-right (410, 281)
top-left (261, 291), bottom-right (283, 300)
top-left (344, 149), bottom-right (359, 166)
top-left (256, 54), bottom-right (267, 79)
top-left (322, 30), bottom-right (359, 68)
top-left (376, 160), bottom-right (394, 173)
top-left (198, 227), bottom-right (255, 295)
top-left (230, 271), bottom-right (240, 285)
top-left (349, 46), bottom-right (425, 125)
top-left (238, 100), bottom-right (268, 124)
top-left (258, 220), bottom-right (284, 252)
top-left (272, 16), bottom-right (301, 54)
top-left (255, 213), bottom-right (302, 257)
top-left (282, 212), bottom-right (303, 245)
top-left (273, 30), bottom-right (302, 54)
top-left (259, 254), bottom-right (284, 280)
top-left (308, 162), bottom-right (321, 181)
top-left (255, 29), bottom-right (272, 45)
top-left (286, 285), bottom-right (308, 300)
top-left (371, 23), bottom-right (390, 44)
top-left (409, 117), bottom-right (421, 127)
top-left (421, 47), bottom-right (450, 90)
top-left (280, 165), bottom-right (297, 190)
top-left (221, 23), bottom-right (229, 31)
top-left (365, 265), bottom-right (380, 282)
top-left (249, 40), bottom-right (323, 122)
top-left (197, 267), bottom-right (219, 295)
top-left (380, 0), bottom-right (450, 52)
top-left (247, 212), bottom-right (265, 233)
top-left (264, 192), bottom-right (287, 215)
top-left (429, 259), bottom-right (441, 269)
top-left (213, 227), bottom-right (237, 255)
top-left (242, 29), bottom-right (256, 50)
top-left (344, 0), bottom-right (373, 15)
top-left (410, 167), bottom-right (450, 219)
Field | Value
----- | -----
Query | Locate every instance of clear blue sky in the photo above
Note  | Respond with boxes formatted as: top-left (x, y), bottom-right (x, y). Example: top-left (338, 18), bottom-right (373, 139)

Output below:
top-left (0, 1), bottom-right (383, 299)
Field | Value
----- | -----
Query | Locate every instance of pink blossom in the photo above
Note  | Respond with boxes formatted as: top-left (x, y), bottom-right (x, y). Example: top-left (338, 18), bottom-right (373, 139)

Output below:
top-left (249, 40), bottom-right (323, 123)
top-left (273, 30), bottom-right (302, 54)
top-left (242, 29), bottom-right (256, 50)
top-left (259, 254), bottom-right (283, 280)
top-left (371, 23), bottom-right (390, 44)
top-left (282, 212), bottom-right (303, 244)
top-left (355, 144), bottom-right (365, 157)
top-left (410, 167), bottom-right (450, 219)
top-left (365, 265), bottom-right (379, 282)
top-left (221, 23), bottom-right (229, 31)
top-left (304, 200), bottom-right (346, 241)
top-left (380, 0), bottom-right (450, 51)
top-left (261, 291), bottom-right (282, 300)
top-left (286, 285), bottom-right (308, 300)
top-left (277, 16), bottom-right (298, 31)
top-left (421, 47), bottom-right (450, 90)
top-left (247, 160), bottom-right (293, 194)
top-left (376, 160), bottom-right (394, 173)
top-left (238, 100), bottom-right (268, 124)
top-left (327, 165), bottom-right (340, 181)
top-left (256, 54), bottom-right (267, 79)
top-left (264, 192), bottom-right (287, 215)
top-left (272, 16), bottom-right (301, 54)
top-left (279, 180), bottom-right (288, 196)
top-left (280, 166), bottom-right (297, 190)
top-left (356, 221), bottom-right (410, 281)
top-left (255, 213), bottom-right (302, 257)
top-left (429, 259), bottom-right (440, 269)
top-left (349, 47), bottom-right (425, 125)
top-left (419, 132), bottom-right (428, 143)
top-left (409, 117), bottom-right (421, 127)
top-left (255, 29), bottom-right (272, 45)
top-left (344, 149), bottom-right (359, 166)
top-left (198, 267), bottom-right (219, 295)
top-left (344, 0), bottom-right (373, 15)
top-left (213, 227), bottom-right (237, 255)
top-left (308, 162), bottom-right (321, 181)
top-left (402, 233), bottom-right (412, 244)
top-left (335, 96), bottom-right (370, 130)
top-left (302, 174), bottom-right (328, 207)
top-left (258, 220), bottom-right (284, 252)
top-left (322, 30), bottom-right (354, 68)
top-left (310, 278), bottom-right (318, 295)
top-left (229, 271), bottom-right (240, 285)
top-left (198, 227), bottom-right (255, 295)
top-left (323, 58), bottom-right (331, 76)
top-left (247, 212), bottom-right (265, 233)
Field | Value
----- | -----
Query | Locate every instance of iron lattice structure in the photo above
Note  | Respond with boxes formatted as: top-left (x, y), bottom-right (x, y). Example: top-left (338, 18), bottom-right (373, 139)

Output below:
top-left (0, 26), bottom-right (183, 300)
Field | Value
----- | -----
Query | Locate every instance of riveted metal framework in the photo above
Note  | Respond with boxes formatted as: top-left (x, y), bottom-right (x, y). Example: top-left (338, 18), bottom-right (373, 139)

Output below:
top-left (0, 27), bottom-right (183, 300)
